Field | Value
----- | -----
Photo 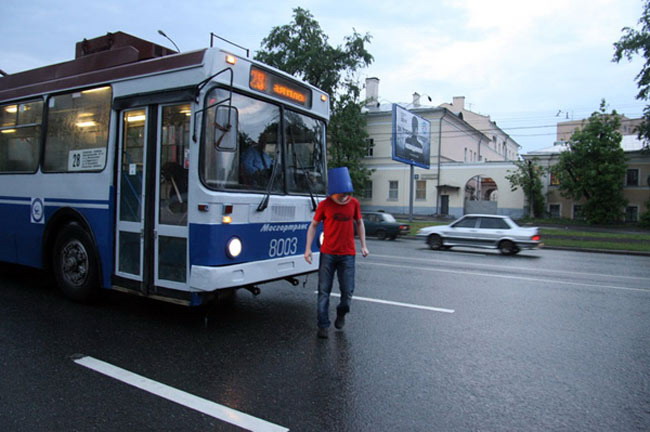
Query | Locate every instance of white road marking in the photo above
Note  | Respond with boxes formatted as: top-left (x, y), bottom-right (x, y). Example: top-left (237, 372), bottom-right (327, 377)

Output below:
top-left (371, 253), bottom-right (649, 282)
top-left (74, 356), bottom-right (288, 432)
top-left (318, 292), bottom-right (455, 313)
top-left (361, 261), bottom-right (650, 293)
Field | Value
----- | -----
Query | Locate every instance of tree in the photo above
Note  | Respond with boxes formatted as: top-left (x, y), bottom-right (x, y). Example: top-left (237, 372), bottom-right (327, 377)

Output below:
top-left (255, 7), bottom-right (374, 192)
top-left (505, 158), bottom-right (546, 218)
top-left (551, 101), bottom-right (628, 224)
top-left (613, 0), bottom-right (650, 151)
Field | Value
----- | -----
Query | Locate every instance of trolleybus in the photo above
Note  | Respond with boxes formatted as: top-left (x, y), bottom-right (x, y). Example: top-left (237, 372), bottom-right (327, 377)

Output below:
top-left (0, 31), bottom-right (329, 306)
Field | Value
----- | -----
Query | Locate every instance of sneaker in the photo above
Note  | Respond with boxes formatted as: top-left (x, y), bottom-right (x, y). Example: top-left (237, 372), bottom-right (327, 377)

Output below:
top-left (334, 313), bottom-right (346, 330)
top-left (317, 328), bottom-right (328, 339)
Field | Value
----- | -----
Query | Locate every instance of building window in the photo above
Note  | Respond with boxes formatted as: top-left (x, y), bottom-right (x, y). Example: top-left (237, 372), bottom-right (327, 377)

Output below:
top-left (366, 138), bottom-right (374, 157)
top-left (416, 180), bottom-right (426, 200)
top-left (626, 169), bottom-right (639, 186)
top-left (388, 180), bottom-right (398, 200)
top-left (625, 206), bottom-right (638, 222)
top-left (361, 180), bottom-right (372, 199)
top-left (549, 204), bottom-right (560, 218)
top-left (550, 173), bottom-right (560, 186)
top-left (573, 204), bottom-right (584, 220)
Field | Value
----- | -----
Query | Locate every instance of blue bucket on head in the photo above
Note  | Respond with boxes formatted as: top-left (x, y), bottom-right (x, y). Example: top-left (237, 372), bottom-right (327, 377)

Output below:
top-left (328, 167), bottom-right (354, 195)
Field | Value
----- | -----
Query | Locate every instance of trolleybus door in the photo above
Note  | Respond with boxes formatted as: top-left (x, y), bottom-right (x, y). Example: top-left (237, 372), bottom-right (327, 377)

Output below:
top-left (153, 103), bottom-right (190, 290)
top-left (116, 108), bottom-right (149, 286)
top-left (116, 104), bottom-right (190, 294)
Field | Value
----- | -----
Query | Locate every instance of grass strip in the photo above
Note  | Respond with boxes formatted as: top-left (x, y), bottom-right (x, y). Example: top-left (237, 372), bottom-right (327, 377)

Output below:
top-left (543, 238), bottom-right (650, 252)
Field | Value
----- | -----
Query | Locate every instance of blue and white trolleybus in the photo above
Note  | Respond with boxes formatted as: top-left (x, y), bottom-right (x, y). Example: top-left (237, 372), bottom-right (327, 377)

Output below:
top-left (0, 31), bottom-right (328, 306)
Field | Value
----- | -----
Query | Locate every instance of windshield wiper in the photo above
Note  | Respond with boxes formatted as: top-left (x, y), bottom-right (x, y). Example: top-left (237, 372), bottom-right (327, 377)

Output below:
top-left (292, 148), bottom-right (318, 212)
top-left (256, 148), bottom-right (281, 212)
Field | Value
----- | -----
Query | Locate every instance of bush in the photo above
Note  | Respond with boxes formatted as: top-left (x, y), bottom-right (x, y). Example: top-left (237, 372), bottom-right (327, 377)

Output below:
top-left (640, 199), bottom-right (650, 228)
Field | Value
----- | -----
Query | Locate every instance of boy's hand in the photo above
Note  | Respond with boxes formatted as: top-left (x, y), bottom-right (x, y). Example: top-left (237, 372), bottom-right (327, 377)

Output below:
top-left (304, 250), bottom-right (313, 264)
top-left (361, 247), bottom-right (369, 257)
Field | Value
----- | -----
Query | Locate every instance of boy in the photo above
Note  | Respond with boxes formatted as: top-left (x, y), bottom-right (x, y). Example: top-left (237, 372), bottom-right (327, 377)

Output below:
top-left (304, 167), bottom-right (369, 339)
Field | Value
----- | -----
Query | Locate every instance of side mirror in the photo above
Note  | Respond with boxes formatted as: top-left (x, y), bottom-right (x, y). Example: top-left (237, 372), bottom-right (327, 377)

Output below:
top-left (214, 105), bottom-right (237, 150)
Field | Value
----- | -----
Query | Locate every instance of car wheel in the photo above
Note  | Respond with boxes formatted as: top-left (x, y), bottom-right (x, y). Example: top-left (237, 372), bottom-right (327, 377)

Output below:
top-left (427, 234), bottom-right (443, 250)
top-left (498, 240), bottom-right (518, 255)
top-left (376, 230), bottom-right (387, 240)
top-left (389, 235), bottom-right (397, 240)
top-left (53, 222), bottom-right (100, 302)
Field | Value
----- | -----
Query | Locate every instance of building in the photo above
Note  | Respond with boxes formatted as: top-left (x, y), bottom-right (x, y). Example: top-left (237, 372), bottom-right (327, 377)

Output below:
top-left (525, 131), bottom-right (650, 222)
top-left (361, 78), bottom-right (525, 218)
top-left (556, 116), bottom-right (643, 142)
top-left (439, 96), bottom-right (519, 162)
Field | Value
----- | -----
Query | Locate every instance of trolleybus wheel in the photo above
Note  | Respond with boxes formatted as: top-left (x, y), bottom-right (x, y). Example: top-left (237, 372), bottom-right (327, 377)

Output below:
top-left (53, 223), bottom-right (99, 302)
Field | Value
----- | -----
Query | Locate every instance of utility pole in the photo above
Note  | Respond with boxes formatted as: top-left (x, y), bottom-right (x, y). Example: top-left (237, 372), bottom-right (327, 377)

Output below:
top-left (527, 159), bottom-right (534, 217)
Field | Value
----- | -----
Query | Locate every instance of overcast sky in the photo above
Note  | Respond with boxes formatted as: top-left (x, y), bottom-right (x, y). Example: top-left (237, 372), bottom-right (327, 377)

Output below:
top-left (1, 0), bottom-right (647, 154)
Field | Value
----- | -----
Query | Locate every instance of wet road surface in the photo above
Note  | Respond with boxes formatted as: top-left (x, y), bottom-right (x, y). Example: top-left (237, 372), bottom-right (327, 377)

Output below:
top-left (1, 240), bottom-right (649, 431)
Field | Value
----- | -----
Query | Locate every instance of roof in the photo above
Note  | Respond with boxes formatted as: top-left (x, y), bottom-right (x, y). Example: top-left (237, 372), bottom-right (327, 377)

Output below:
top-left (525, 134), bottom-right (645, 156)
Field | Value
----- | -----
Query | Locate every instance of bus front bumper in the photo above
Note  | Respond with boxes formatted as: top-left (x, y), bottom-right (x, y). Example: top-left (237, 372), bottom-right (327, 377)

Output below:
top-left (189, 252), bottom-right (320, 291)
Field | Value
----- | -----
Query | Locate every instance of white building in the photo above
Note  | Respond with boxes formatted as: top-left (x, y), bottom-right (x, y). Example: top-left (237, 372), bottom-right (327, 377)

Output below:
top-left (361, 78), bottom-right (525, 218)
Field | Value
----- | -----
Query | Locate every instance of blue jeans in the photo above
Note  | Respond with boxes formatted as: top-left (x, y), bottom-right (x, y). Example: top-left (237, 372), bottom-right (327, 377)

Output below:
top-left (317, 253), bottom-right (355, 329)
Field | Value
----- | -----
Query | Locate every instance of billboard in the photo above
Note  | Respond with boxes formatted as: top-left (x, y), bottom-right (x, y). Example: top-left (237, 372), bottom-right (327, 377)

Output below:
top-left (392, 104), bottom-right (431, 169)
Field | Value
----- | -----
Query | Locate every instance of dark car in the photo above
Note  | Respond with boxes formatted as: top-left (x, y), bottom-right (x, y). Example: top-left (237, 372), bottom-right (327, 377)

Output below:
top-left (361, 211), bottom-right (410, 240)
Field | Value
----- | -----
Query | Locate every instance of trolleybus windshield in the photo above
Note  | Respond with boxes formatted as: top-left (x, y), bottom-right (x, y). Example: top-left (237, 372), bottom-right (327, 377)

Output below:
top-left (202, 89), bottom-right (326, 195)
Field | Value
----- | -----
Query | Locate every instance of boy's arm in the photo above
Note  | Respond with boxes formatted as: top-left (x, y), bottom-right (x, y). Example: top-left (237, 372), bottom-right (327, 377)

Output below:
top-left (356, 218), bottom-right (369, 257)
top-left (304, 219), bottom-right (319, 264)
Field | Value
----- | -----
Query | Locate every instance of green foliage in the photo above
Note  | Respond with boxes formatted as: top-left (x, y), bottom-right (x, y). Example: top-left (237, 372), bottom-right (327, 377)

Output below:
top-left (255, 7), bottom-right (373, 97)
top-left (255, 7), bottom-right (374, 193)
top-left (551, 101), bottom-right (628, 224)
top-left (505, 158), bottom-right (546, 217)
top-left (640, 198), bottom-right (650, 228)
top-left (613, 0), bottom-right (650, 150)
top-left (327, 82), bottom-right (374, 191)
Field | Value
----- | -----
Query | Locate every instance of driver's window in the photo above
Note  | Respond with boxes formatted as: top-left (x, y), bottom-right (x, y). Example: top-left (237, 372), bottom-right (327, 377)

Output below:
top-left (202, 90), bottom-right (282, 192)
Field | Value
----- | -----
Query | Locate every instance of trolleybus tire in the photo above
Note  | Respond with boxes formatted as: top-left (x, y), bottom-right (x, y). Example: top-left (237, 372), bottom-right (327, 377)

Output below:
top-left (53, 222), bottom-right (100, 302)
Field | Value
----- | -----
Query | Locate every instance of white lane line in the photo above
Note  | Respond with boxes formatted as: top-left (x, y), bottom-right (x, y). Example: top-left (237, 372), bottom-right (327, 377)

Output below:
top-left (371, 253), bottom-right (650, 282)
top-left (318, 292), bottom-right (455, 313)
top-left (361, 261), bottom-right (650, 293)
top-left (74, 356), bottom-right (288, 432)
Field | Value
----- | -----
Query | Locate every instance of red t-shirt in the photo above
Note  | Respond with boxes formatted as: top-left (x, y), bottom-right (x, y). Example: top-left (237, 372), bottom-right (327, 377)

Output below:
top-left (314, 196), bottom-right (361, 255)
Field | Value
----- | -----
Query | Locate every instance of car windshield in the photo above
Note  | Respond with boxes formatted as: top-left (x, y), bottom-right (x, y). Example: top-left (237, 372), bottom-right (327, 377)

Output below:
top-left (381, 213), bottom-right (397, 222)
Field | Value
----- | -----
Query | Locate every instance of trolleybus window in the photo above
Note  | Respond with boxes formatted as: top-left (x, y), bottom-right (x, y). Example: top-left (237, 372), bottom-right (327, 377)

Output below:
top-left (160, 103), bottom-right (191, 226)
top-left (202, 88), bottom-right (326, 195)
top-left (285, 110), bottom-right (326, 195)
top-left (43, 86), bottom-right (111, 172)
top-left (203, 89), bottom-right (283, 192)
top-left (0, 100), bottom-right (43, 173)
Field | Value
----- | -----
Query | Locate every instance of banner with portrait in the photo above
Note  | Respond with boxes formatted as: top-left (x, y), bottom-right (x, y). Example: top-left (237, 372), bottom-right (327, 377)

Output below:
top-left (391, 104), bottom-right (431, 169)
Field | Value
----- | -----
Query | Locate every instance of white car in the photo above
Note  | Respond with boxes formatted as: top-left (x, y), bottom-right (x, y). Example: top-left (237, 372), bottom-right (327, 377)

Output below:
top-left (416, 214), bottom-right (542, 255)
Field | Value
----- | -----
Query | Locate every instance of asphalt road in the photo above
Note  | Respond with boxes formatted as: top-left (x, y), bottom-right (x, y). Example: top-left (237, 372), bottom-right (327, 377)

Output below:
top-left (1, 240), bottom-right (649, 431)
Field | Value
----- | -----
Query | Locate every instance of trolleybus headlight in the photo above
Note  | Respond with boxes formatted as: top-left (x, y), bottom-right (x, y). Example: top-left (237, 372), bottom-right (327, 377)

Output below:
top-left (226, 237), bottom-right (242, 258)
